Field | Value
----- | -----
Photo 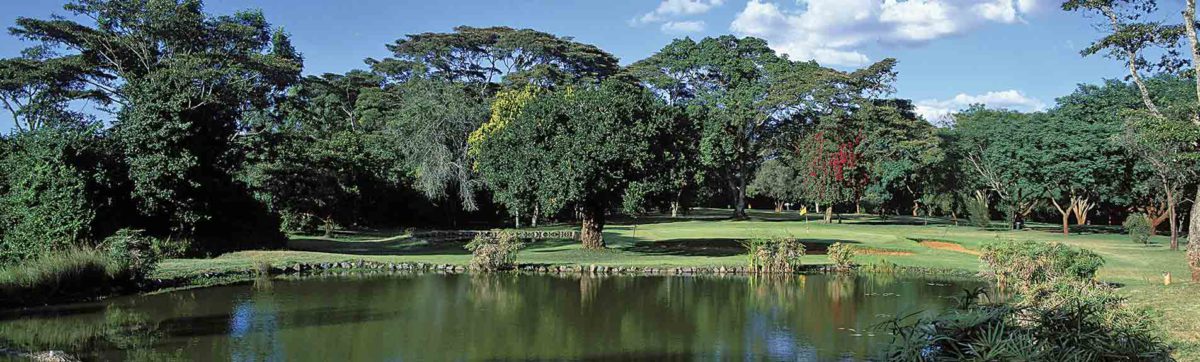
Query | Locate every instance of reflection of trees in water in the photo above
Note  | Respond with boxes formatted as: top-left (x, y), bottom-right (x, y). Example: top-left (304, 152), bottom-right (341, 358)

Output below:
top-left (0, 304), bottom-right (184, 361)
top-left (0, 273), bottom-right (981, 361)
top-left (468, 273), bottom-right (523, 314)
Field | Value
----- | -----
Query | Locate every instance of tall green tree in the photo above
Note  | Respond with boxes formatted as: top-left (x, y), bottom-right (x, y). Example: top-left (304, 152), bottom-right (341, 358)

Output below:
top-left (243, 71), bottom-right (398, 236)
top-left (473, 80), bottom-right (672, 249)
top-left (368, 26), bottom-right (620, 211)
top-left (949, 106), bottom-right (1047, 228)
top-left (748, 158), bottom-right (802, 213)
top-left (1064, 0), bottom-right (1200, 254)
top-left (10, 0), bottom-right (303, 250)
top-left (629, 36), bottom-right (890, 219)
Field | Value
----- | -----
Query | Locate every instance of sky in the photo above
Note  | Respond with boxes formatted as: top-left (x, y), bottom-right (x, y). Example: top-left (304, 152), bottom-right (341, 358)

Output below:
top-left (0, 0), bottom-right (1133, 131)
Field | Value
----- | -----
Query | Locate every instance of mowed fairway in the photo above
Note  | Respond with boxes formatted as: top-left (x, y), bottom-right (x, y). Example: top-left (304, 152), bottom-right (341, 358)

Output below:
top-left (154, 208), bottom-right (1199, 357)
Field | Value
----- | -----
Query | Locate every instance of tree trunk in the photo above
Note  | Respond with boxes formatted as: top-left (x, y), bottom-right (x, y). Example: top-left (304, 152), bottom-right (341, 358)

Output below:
top-left (1071, 196), bottom-right (1095, 226)
top-left (1189, 187), bottom-right (1200, 281)
top-left (514, 208), bottom-right (521, 229)
top-left (855, 199), bottom-right (861, 214)
top-left (670, 201), bottom-right (680, 218)
top-left (815, 202), bottom-right (821, 213)
top-left (774, 201), bottom-right (784, 213)
top-left (732, 172), bottom-right (748, 219)
top-left (323, 218), bottom-right (334, 238)
top-left (580, 208), bottom-right (606, 250)
top-left (824, 206), bottom-right (833, 223)
top-left (1050, 197), bottom-right (1072, 236)
top-left (532, 204), bottom-right (539, 228)
top-left (912, 200), bottom-right (920, 217)
top-left (1169, 188), bottom-right (1179, 251)
top-left (1149, 213), bottom-right (1168, 237)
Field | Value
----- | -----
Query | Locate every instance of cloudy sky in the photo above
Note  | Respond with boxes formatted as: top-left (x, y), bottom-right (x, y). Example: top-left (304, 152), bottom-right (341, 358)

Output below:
top-left (0, 0), bottom-right (1131, 129)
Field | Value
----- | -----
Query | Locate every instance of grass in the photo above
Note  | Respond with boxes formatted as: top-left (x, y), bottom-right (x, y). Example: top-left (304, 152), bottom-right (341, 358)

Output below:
top-left (0, 248), bottom-right (134, 308)
top-left (148, 208), bottom-right (1199, 358)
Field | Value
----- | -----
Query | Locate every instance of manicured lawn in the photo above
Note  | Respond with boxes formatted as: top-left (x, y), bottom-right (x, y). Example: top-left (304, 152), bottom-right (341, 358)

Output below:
top-left (153, 208), bottom-right (1198, 357)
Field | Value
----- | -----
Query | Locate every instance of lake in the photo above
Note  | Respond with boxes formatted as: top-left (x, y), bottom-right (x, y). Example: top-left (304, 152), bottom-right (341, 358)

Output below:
top-left (0, 272), bottom-right (981, 361)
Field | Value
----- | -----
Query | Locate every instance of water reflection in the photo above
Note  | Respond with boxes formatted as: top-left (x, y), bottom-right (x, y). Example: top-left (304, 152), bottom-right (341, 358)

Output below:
top-left (0, 272), bottom-right (979, 361)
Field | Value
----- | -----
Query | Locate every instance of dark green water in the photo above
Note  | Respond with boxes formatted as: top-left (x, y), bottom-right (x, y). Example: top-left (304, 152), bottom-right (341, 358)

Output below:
top-left (0, 272), bottom-right (979, 361)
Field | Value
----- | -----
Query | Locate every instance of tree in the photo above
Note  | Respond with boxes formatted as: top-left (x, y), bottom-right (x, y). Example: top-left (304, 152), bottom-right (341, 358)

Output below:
top-left (748, 158), bottom-right (802, 213)
top-left (629, 36), bottom-right (890, 219)
top-left (857, 99), bottom-right (943, 216)
top-left (949, 106), bottom-right (1047, 229)
top-left (243, 72), bottom-right (398, 236)
top-left (0, 46), bottom-right (105, 132)
top-left (474, 80), bottom-right (671, 249)
top-left (10, 0), bottom-right (302, 250)
top-left (369, 26), bottom-right (620, 211)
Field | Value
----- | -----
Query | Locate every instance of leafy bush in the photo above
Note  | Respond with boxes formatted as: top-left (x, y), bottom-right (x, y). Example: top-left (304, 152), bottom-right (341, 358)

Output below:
top-left (743, 236), bottom-right (805, 273)
top-left (826, 242), bottom-right (856, 271)
top-left (966, 194), bottom-right (991, 229)
top-left (884, 281), bottom-right (1172, 361)
top-left (889, 239), bottom-right (1168, 360)
top-left (466, 231), bottom-right (525, 271)
top-left (0, 125), bottom-right (104, 264)
top-left (150, 236), bottom-right (192, 258)
top-left (0, 248), bottom-right (143, 308)
top-left (1123, 213), bottom-right (1152, 245)
top-left (980, 239), bottom-right (1103, 290)
top-left (102, 229), bottom-right (159, 283)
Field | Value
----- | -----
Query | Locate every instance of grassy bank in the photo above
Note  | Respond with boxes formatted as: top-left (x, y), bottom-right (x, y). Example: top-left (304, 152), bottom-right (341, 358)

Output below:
top-left (141, 209), bottom-right (1197, 357)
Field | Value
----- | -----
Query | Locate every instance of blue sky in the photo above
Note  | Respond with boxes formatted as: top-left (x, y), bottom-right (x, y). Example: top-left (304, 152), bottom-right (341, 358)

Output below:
top-left (0, 0), bottom-right (1129, 131)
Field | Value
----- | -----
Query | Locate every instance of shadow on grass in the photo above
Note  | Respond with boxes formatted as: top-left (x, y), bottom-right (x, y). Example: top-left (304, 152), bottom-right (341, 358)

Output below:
top-left (625, 238), bottom-right (856, 257)
top-left (287, 238), bottom-right (470, 256)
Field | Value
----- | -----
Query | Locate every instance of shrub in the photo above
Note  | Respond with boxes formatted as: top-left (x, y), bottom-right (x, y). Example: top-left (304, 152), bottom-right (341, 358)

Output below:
top-left (1123, 213), bottom-right (1152, 245)
top-left (966, 194), bottom-right (991, 229)
top-left (0, 125), bottom-right (104, 264)
top-left (980, 239), bottom-right (1103, 291)
top-left (466, 231), bottom-right (525, 271)
top-left (150, 236), bottom-right (192, 258)
top-left (743, 236), bottom-right (805, 273)
top-left (102, 229), bottom-right (159, 283)
top-left (826, 242), bottom-right (856, 271)
top-left (0, 248), bottom-right (140, 308)
top-left (884, 281), bottom-right (1172, 361)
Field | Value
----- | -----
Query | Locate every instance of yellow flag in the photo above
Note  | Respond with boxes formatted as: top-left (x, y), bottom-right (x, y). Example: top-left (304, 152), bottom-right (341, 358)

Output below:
top-left (799, 206), bottom-right (808, 216)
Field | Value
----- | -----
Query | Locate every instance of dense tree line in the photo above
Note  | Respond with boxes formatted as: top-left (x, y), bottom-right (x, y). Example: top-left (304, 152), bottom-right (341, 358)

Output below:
top-left (1, 1), bottom-right (1199, 279)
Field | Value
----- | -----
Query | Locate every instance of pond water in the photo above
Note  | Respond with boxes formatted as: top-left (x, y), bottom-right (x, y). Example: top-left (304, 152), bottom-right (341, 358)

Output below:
top-left (0, 272), bottom-right (981, 361)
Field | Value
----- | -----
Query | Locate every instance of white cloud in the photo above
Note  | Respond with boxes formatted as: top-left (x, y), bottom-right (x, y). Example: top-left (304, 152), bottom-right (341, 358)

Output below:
top-left (915, 90), bottom-right (1047, 123)
top-left (729, 0), bottom-right (1041, 66)
top-left (633, 0), bottom-right (725, 25)
top-left (661, 21), bottom-right (707, 34)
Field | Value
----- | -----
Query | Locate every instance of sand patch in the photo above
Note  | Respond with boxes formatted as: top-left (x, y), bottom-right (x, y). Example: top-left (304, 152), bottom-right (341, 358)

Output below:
top-left (918, 240), bottom-right (981, 256)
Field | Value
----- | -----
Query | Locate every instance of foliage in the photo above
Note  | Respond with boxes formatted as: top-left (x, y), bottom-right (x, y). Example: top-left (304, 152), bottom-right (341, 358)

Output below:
top-left (473, 80), bottom-right (671, 248)
top-left (465, 231), bottom-right (525, 271)
top-left (10, 0), bottom-right (302, 245)
top-left (826, 242), bottom-right (856, 271)
top-left (1124, 213), bottom-right (1153, 245)
top-left (101, 229), bottom-right (159, 283)
top-left (742, 236), bottom-right (805, 273)
top-left (0, 122), bottom-right (106, 264)
top-left (368, 26), bottom-right (621, 211)
top-left (748, 158), bottom-right (802, 209)
top-left (629, 36), bottom-right (893, 218)
top-left (966, 193), bottom-right (991, 229)
top-left (884, 283), bottom-right (1172, 361)
top-left (980, 239), bottom-right (1104, 291)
